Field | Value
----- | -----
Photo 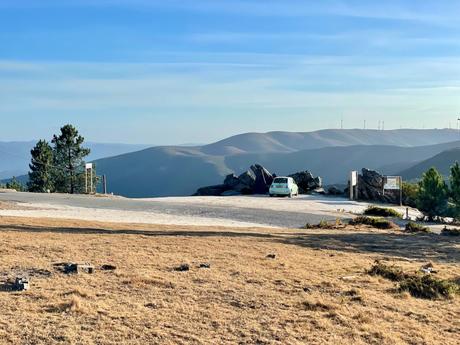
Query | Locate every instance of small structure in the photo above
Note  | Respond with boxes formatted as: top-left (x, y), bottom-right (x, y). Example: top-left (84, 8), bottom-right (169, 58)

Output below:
top-left (13, 277), bottom-right (30, 291)
top-left (64, 263), bottom-right (95, 274)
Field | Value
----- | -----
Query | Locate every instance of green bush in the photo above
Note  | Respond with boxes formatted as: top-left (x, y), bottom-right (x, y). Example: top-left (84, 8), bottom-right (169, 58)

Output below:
top-left (349, 216), bottom-right (398, 229)
top-left (402, 182), bottom-right (419, 208)
top-left (368, 262), bottom-right (407, 281)
top-left (368, 261), bottom-right (459, 300)
top-left (399, 275), bottom-right (459, 300)
top-left (404, 222), bottom-right (430, 233)
top-left (364, 206), bottom-right (402, 218)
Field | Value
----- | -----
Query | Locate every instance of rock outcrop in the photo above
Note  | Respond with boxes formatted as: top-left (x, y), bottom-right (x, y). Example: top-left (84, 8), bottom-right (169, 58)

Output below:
top-left (288, 171), bottom-right (322, 194)
top-left (356, 168), bottom-right (400, 204)
top-left (194, 164), bottom-right (323, 196)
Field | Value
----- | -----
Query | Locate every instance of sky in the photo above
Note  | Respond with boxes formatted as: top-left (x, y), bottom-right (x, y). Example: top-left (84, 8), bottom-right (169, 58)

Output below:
top-left (0, 0), bottom-right (459, 144)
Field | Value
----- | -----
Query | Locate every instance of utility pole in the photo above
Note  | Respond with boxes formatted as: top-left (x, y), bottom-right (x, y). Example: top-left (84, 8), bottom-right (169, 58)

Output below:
top-left (340, 117), bottom-right (343, 130)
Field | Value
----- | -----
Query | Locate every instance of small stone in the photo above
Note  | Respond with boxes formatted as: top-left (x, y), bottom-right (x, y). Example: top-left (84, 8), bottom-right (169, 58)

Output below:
top-left (175, 264), bottom-right (190, 272)
top-left (266, 254), bottom-right (276, 259)
top-left (101, 264), bottom-right (117, 271)
top-left (199, 263), bottom-right (211, 269)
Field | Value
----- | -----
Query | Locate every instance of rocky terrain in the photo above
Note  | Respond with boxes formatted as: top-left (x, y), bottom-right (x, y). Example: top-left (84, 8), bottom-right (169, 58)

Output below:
top-left (194, 164), bottom-right (323, 196)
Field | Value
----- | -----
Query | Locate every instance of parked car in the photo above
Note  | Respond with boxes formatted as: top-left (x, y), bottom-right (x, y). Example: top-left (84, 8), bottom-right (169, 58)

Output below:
top-left (269, 177), bottom-right (299, 197)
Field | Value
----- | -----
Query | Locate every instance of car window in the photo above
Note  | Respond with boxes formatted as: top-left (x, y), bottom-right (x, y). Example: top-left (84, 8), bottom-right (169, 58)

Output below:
top-left (273, 178), bottom-right (288, 184)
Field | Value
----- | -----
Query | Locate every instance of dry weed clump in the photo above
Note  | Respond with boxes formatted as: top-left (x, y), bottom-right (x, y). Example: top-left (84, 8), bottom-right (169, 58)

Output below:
top-left (305, 218), bottom-right (343, 229)
top-left (301, 299), bottom-right (336, 312)
top-left (47, 295), bottom-right (87, 314)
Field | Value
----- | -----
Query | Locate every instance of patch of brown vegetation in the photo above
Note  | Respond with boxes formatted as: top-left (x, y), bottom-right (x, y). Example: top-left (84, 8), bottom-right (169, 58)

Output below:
top-left (0, 216), bottom-right (458, 344)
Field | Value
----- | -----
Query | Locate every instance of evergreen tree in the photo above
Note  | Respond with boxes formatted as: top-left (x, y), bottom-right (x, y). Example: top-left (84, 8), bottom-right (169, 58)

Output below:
top-left (449, 161), bottom-right (460, 219)
top-left (52, 124), bottom-right (91, 194)
top-left (27, 140), bottom-right (54, 192)
top-left (417, 167), bottom-right (448, 220)
top-left (6, 177), bottom-right (25, 192)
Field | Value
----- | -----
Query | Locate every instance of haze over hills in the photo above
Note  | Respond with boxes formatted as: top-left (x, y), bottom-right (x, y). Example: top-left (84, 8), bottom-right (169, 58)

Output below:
top-left (0, 141), bottom-right (150, 179)
top-left (5, 129), bottom-right (460, 197)
top-left (200, 129), bottom-right (460, 155)
top-left (92, 129), bottom-right (460, 197)
top-left (400, 148), bottom-right (460, 180)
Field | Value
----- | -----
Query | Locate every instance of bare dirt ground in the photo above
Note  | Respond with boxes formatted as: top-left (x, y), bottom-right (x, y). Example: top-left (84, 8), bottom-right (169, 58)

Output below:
top-left (0, 215), bottom-right (459, 345)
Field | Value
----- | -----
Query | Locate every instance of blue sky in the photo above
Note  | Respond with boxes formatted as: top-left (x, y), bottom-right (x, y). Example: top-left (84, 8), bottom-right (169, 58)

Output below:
top-left (1, 0), bottom-right (459, 144)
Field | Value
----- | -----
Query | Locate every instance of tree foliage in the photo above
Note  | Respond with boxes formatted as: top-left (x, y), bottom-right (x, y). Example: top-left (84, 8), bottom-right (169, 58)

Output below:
top-left (51, 124), bottom-right (91, 194)
top-left (6, 177), bottom-right (25, 192)
top-left (27, 140), bottom-right (54, 192)
top-left (447, 161), bottom-right (460, 219)
top-left (417, 167), bottom-right (448, 220)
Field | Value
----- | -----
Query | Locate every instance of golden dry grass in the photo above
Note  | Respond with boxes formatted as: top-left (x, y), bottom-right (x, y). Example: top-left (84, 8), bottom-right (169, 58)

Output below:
top-left (0, 215), bottom-right (459, 345)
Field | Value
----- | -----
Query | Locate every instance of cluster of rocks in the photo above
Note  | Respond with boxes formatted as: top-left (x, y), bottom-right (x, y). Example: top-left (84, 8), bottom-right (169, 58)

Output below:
top-left (350, 168), bottom-right (400, 204)
top-left (194, 164), bottom-right (323, 196)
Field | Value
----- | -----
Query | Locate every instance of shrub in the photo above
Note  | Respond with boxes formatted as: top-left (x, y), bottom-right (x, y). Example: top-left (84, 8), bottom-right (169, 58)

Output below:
top-left (417, 167), bottom-right (448, 220)
top-left (349, 216), bottom-right (398, 229)
top-left (405, 222), bottom-right (430, 233)
top-left (399, 275), bottom-right (459, 300)
top-left (402, 182), bottom-right (419, 208)
top-left (364, 206), bottom-right (402, 218)
top-left (5, 177), bottom-right (26, 192)
top-left (368, 261), bottom-right (459, 300)
top-left (368, 262), bottom-right (407, 281)
top-left (441, 227), bottom-right (460, 236)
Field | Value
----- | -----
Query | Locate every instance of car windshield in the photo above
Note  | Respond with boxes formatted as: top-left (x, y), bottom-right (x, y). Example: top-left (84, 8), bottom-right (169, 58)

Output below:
top-left (273, 178), bottom-right (288, 184)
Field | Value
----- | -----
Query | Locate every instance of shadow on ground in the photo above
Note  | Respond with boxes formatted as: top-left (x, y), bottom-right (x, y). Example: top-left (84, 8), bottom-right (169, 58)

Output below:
top-left (0, 224), bottom-right (458, 263)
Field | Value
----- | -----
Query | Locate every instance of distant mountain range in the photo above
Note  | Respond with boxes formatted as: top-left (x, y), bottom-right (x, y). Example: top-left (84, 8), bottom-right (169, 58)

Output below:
top-left (4, 129), bottom-right (460, 197)
top-left (0, 141), bottom-right (150, 179)
top-left (400, 148), bottom-right (460, 180)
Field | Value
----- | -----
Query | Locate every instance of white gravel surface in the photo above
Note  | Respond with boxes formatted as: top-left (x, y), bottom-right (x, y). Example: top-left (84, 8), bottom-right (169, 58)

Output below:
top-left (0, 193), bottom-right (423, 228)
top-left (0, 202), bottom-right (266, 228)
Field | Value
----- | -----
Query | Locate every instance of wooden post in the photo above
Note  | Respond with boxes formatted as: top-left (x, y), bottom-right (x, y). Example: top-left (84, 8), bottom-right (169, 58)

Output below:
top-left (103, 175), bottom-right (107, 194)
top-left (399, 176), bottom-right (403, 206)
top-left (90, 168), bottom-right (93, 194)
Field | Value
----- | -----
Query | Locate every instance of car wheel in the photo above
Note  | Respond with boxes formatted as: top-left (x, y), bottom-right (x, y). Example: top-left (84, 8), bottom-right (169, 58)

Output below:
top-left (288, 192), bottom-right (292, 198)
top-left (269, 194), bottom-right (274, 197)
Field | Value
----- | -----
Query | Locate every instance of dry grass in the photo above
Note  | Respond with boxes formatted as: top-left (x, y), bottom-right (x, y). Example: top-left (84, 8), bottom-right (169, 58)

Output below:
top-left (0, 215), bottom-right (459, 344)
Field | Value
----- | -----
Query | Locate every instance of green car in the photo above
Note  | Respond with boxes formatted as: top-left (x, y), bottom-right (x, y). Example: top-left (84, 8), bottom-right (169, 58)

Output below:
top-left (269, 177), bottom-right (299, 197)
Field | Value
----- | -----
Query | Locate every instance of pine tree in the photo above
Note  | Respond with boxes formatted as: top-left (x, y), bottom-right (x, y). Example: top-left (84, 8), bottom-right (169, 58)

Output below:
top-left (417, 167), bottom-right (448, 220)
top-left (449, 161), bottom-right (460, 219)
top-left (27, 140), bottom-right (54, 192)
top-left (52, 124), bottom-right (91, 194)
top-left (6, 177), bottom-right (25, 192)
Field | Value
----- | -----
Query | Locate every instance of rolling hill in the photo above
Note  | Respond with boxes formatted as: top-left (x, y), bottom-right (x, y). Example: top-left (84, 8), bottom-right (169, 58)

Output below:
top-left (5, 129), bottom-right (460, 197)
top-left (200, 128), bottom-right (460, 155)
top-left (94, 139), bottom-right (460, 197)
top-left (0, 141), bottom-right (150, 179)
top-left (400, 148), bottom-right (460, 180)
